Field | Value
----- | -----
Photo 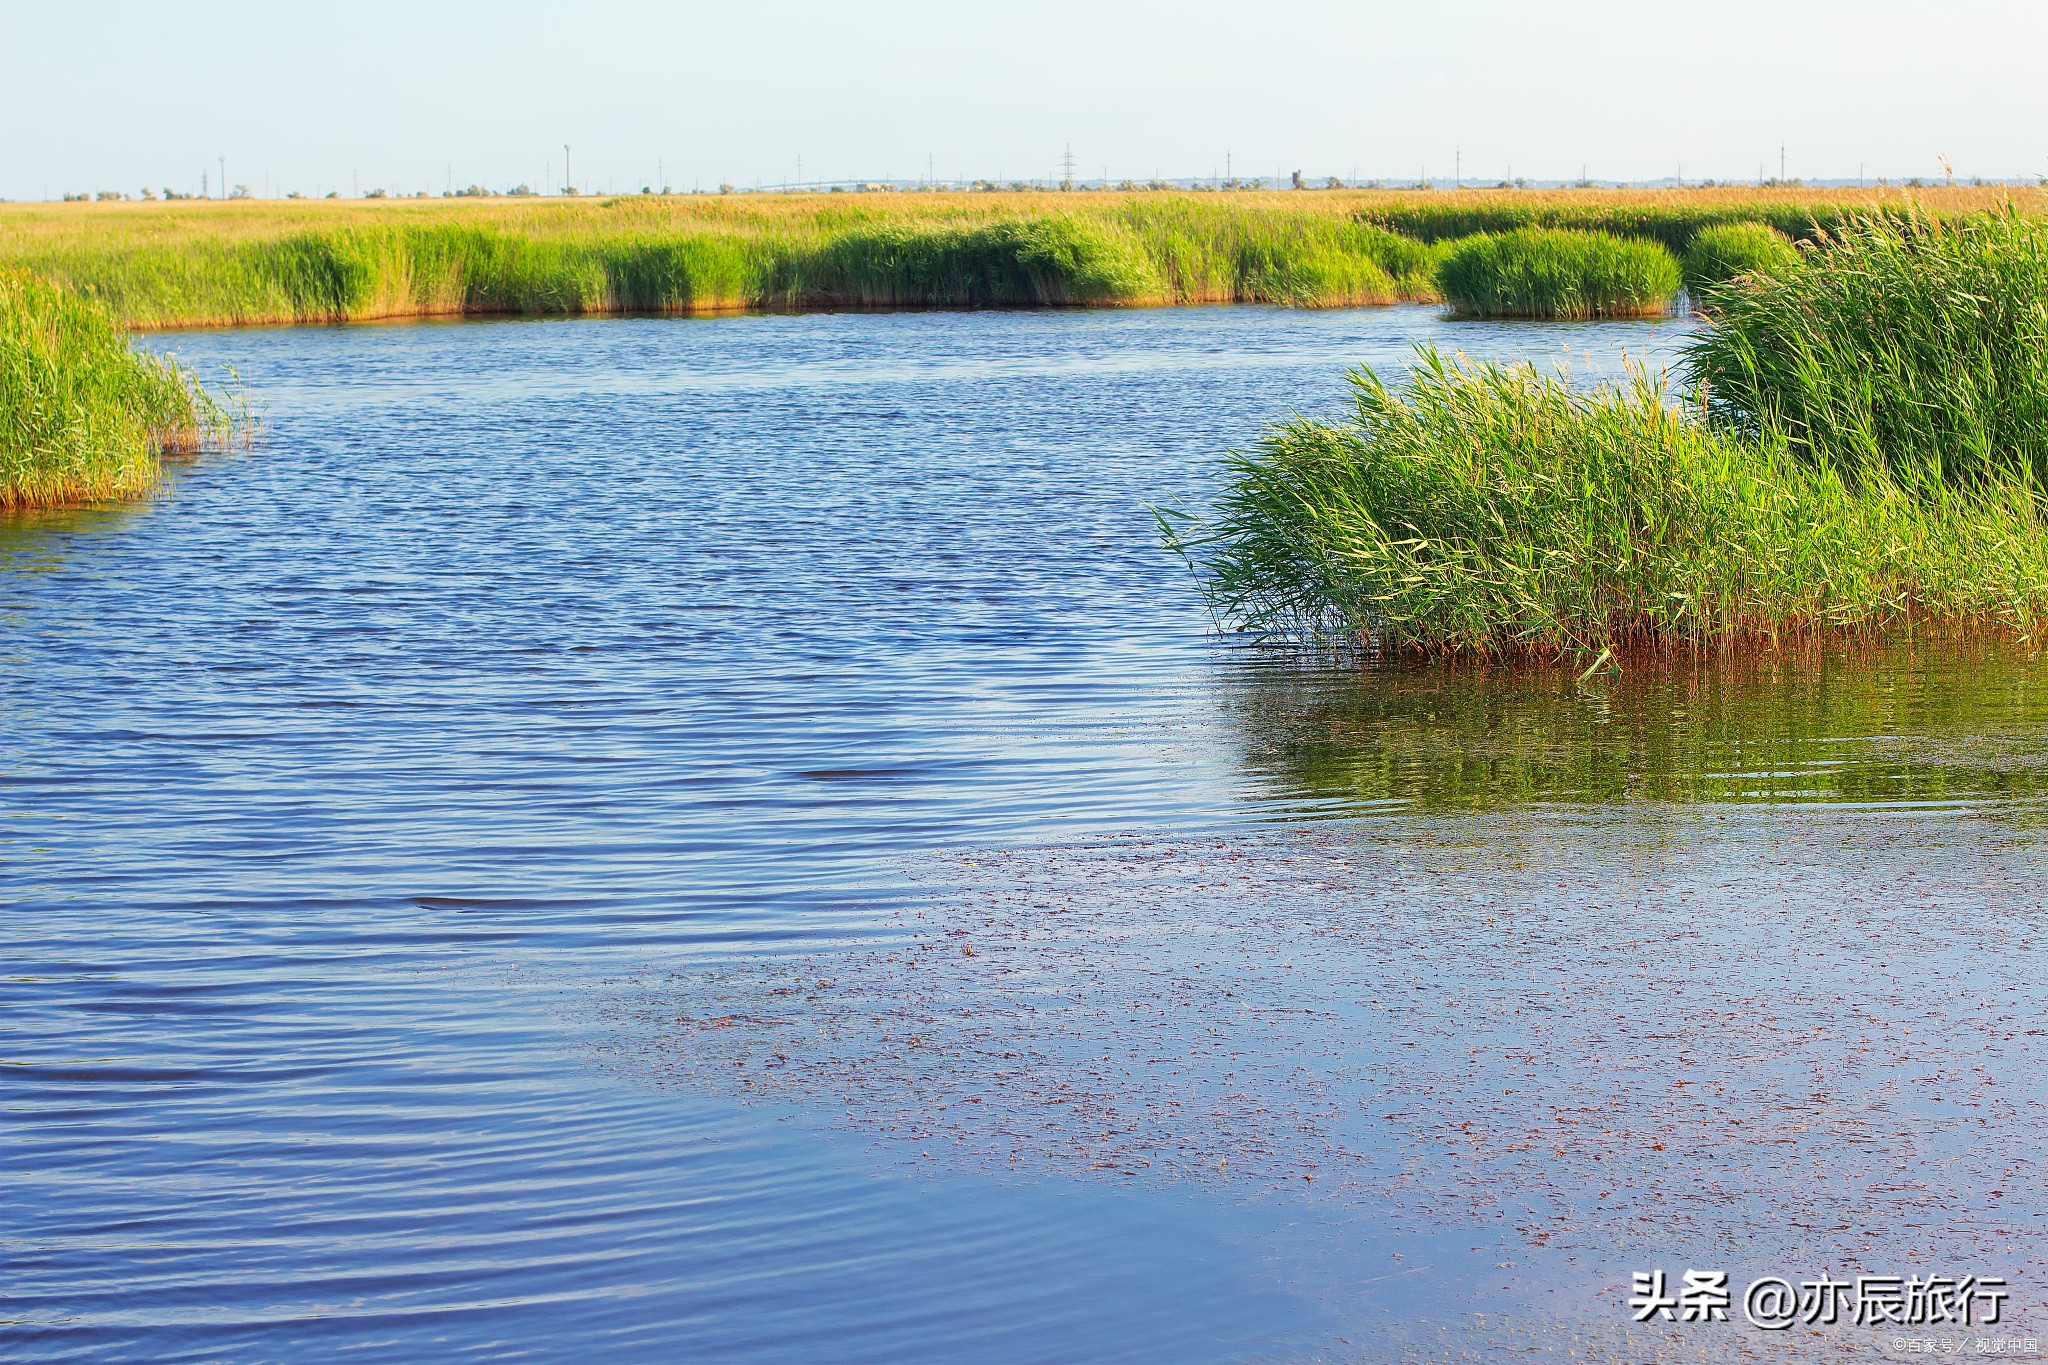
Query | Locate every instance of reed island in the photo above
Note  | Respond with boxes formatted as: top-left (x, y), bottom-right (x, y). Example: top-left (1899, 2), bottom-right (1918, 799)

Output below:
top-left (1169, 209), bottom-right (2048, 660)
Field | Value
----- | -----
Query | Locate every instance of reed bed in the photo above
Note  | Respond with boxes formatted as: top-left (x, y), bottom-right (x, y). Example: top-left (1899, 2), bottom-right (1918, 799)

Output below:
top-left (2, 198), bottom-right (1446, 325)
top-left (1, 271), bottom-right (229, 508)
top-left (1679, 221), bottom-right (1798, 295)
top-left (3, 187), bottom-right (2029, 328)
top-left (1436, 228), bottom-right (1681, 319)
top-left (1164, 349), bottom-right (2048, 659)
top-left (1354, 190), bottom-right (1860, 252)
top-left (1174, 204), bottom-right (2048, 659)
top-left (1686, 209), bottom-right (2048, 489)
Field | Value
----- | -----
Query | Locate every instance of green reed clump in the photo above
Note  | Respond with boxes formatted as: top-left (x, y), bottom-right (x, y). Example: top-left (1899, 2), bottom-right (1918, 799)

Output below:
top-left (788, 216), bottom-right (1159, 307)
top-left (1225, 222), bottom-right (1398, 307)
top-left (1680, 221), bottom-right (1798, 295)
top-left (1685, 209), bottom-right (2048, 489)
top-left (1, 271), bottom-right (229, 508)
top-left (1110, 202), bottom-right (1441, 305)
top-left (1436, 228), bottom-right (1681, 319)
top-left (1164, 348), bottom-right (2048, 658)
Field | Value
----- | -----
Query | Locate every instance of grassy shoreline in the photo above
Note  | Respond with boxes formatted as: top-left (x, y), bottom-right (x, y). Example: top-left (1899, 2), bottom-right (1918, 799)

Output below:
top-left (1, 271), bottom-right (231, 508)
top-left (1168, 211), bottom-right (2048, 661)
top-left (3, 187), bottom-right (2033, 329)
top-left (1165, 350), bottom-right (2048, 660)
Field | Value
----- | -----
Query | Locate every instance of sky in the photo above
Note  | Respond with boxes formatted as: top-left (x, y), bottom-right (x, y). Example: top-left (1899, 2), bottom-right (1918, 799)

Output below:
top-left (3, 0), bottom-right (2046, 200)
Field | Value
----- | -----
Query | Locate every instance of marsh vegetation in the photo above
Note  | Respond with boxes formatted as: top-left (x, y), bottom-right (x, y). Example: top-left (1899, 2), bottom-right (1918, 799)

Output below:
top-left (1, 271), bottom-right (229, 508)
top-left (0, 186), bottom-right (2027, 327)
top-left (1688, 209), bottom-right (2048, 488)
top-left (1678, 221), bottom-right (1798, 295)
top-left (1436, 228), bottom-right (1680, 319)
top-left (1171, 212), bottom-right (2048, 659)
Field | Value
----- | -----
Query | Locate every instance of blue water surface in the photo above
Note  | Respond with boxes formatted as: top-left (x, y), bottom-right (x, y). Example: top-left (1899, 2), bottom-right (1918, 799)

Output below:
top-left (7, 304), bottom-right (1712, 1362)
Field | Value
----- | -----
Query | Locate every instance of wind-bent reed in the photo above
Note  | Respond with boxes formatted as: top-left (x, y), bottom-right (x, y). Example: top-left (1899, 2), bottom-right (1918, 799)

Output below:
top-left (2, 271), bottom-right (230, 508)
top-left (1164, 348), bottom-right (2048, 659)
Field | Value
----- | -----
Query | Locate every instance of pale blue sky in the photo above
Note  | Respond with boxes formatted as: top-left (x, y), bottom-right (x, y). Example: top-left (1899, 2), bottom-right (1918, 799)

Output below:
top-left (3, 0), bottom-right (2044, 199)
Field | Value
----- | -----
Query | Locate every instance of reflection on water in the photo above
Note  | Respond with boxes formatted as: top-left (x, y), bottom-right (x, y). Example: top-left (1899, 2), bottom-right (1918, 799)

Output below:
top-left (1223, 640), bottom-right (2048, 812)
top-left (0, 502), bottom-right (149, 555)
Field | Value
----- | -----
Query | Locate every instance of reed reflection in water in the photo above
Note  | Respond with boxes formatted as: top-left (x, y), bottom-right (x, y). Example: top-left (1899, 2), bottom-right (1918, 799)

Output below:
top-left (1218, 639), bottom-right (2048, 814)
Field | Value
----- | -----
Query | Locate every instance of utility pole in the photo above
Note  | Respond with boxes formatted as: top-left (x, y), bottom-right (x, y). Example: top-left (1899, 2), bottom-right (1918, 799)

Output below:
top-left (928, 152), bottom-right (935, 187)
top-left (218, 156), bottom-right (225, 199)
top-left (564, 144), bottom-right (571, 194)
top-left (1780, 144), bottom-right (1786, 183)
top-left (1225, 150), bottom-right (1231, 185)
top-left (201, 169), bottom-right (208, 199)
top-left (658, 158), bottom-right (664, 192)
top-left (446, 163), bottom-right (452, 194)
top-left (1454, 146), bottom-right (1460, 189)
top-left (1061, 144), bottom-right (1077, 190)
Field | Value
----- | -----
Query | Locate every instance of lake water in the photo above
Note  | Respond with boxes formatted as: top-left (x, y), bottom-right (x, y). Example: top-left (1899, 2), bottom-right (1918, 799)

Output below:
top-left (6, 306), bottom-right (2046, 1361)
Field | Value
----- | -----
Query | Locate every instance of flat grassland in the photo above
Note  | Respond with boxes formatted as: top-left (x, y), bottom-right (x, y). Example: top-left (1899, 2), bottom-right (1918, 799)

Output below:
top-left (3, 186), bottom-right (2034, 328)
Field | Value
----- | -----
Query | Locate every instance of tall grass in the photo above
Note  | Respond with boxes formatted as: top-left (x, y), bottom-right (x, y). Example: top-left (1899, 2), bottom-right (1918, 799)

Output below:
top-left (1680, 221), bottom-right (1798, 296)
top-left (1351, 184), bottom-right (2029, 250)
top-left (1, 271), bottom-right (228, 508)
top-left (1436, 228), bottom-right (1681, 319)
top-left (2, 187), bottom-right (2023, 328)
top-left (1685, 209), bottom-right (2048, 489)
top-left (1359, 195), bottom-right (1835, 253)
top-left (1, 198), bottom-right (1449, 325)
top-left (1165, 349), bottom-right (2048, 658)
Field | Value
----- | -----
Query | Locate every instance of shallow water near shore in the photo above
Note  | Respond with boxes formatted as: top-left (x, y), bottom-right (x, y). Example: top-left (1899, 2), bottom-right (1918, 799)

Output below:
top-left (5, 304), bottom-right (2046, 1361)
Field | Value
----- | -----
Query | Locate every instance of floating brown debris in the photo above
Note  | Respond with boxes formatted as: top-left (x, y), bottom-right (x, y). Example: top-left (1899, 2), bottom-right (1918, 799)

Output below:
top-left (602, 807), bottom-right (2048, 1337)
